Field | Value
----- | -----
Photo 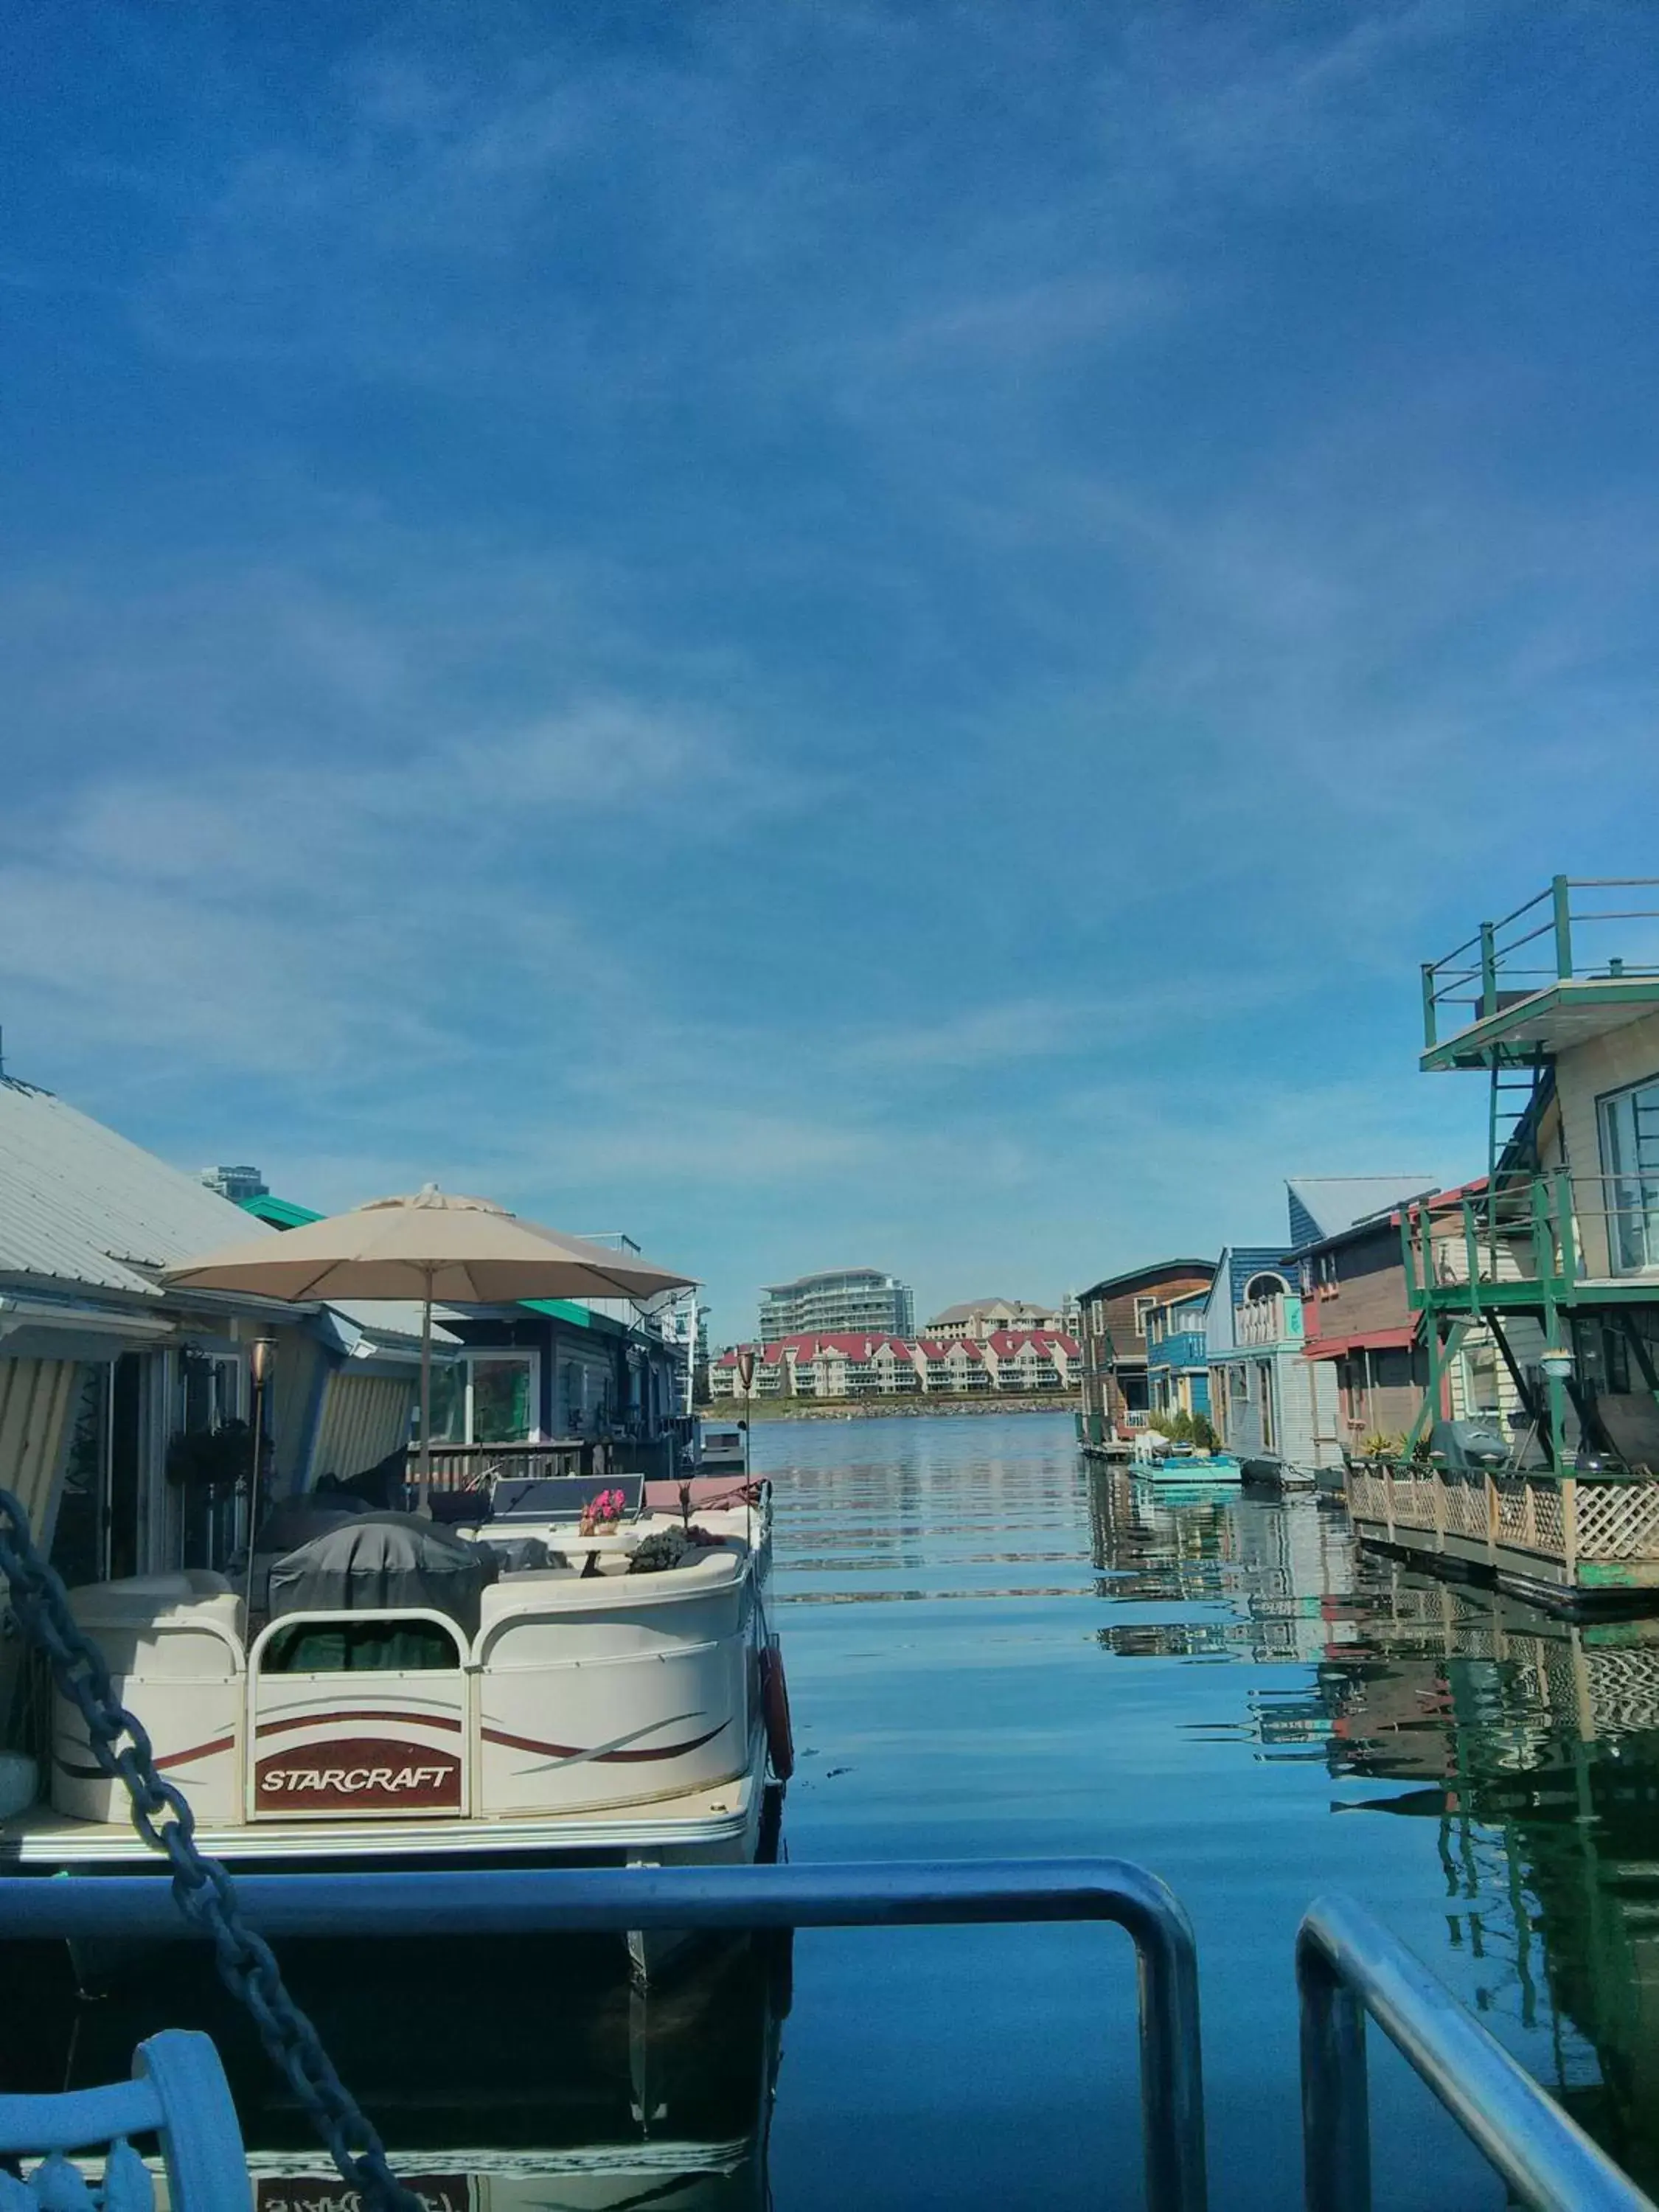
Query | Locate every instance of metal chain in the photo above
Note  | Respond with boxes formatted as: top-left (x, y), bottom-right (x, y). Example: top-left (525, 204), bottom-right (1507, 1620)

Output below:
top-left (0, 1489), bottom-right (422, 2212)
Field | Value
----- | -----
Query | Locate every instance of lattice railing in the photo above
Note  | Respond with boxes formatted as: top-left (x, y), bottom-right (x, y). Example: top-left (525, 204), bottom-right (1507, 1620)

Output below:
top-left (1391, 1473), bottom-right (1439, 1533)
top-left (1346, 1469), bottom-right (1385, 1521)
top-left (1443, 1478), bottom-right (1489, 1540)
top-left (1347, 1463), bottom-right (1659, 1573)
top-left (1494, 1478), bottom-right (1534, 1545)
top-left (1530, 1482), bottom-right (1565, 1552)
top-left (1575, 1481), bottom-right (1659, 1562)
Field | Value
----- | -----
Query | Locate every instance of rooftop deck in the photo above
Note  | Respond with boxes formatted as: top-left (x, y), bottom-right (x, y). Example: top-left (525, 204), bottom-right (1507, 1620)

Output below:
top-left (1421, 877), bottom-right (1659, 1071)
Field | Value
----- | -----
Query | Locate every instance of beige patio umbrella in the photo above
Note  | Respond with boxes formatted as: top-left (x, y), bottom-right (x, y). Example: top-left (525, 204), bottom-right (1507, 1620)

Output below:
top-left (160, 1185), bottom-right (698, 1482)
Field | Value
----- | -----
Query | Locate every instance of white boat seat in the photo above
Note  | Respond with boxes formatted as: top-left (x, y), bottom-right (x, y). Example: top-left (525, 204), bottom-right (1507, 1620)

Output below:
top-left (477, 1547), bottom-right (742, 1628)
top-left (66, 1577), bottom-right (246, 1669)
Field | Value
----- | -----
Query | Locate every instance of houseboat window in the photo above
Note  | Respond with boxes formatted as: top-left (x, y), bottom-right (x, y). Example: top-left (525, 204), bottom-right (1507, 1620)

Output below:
top-left (472, 1355), bottom-right (537, 1442)
top-left (1461, 1342), bottom-right (1502, 1416)
top-left (557, 1357), bottom-right (613, 1434)
top-left (38, 1357), bottom-right (156, 1587)
top-left (260, 1618), bottom-right (462, 1672)
top-left (1597, 1077), bottom-right (1659, 1275)
top-left (1243, 1273), bottom-right (1288, 1305)
top-left (423, 1352), bottom-right (541, 1445)
top-left (1133, 1295), bottom-right (1157, 1336)
top-left (51, 1364), bottom-right (111, 1587)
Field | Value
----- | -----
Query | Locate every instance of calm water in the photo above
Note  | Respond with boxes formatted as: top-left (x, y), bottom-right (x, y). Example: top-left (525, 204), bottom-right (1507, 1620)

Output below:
top-left (10, 1409), bottom-right (1659, 2210)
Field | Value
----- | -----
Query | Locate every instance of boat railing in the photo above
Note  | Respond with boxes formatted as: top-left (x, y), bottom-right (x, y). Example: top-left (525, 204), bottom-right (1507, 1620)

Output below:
top-left (4, 1860), bottom-right (1203, 2212)
top-left (1298, 1891), bottom-right (1654, 2212)
top-left (419, 1439), bottom-right (607, 1492)
top-left (7, 1862), bottom-right (1655, 2212)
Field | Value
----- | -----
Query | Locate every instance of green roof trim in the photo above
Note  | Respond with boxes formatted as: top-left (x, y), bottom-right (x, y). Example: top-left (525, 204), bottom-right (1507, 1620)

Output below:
top-left (521, 1297), bottom-right (594, 1327)
top-left (521, 1298), bottom-right (631, 1337)
top-left (239, 1194), bottom-right (324, 1230)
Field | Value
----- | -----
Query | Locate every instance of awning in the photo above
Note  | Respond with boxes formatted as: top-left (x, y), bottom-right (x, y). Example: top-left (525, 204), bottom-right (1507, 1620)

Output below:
top-left (1302, 1324), bottom-right (1419, 1362)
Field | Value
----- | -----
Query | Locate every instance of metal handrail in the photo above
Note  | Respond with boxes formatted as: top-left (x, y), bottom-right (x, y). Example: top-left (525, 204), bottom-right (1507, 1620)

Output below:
top-left (1406, 1170), bottom-right (1659, 1299)
top-left (1421, 875), bottom-right (1659, 1048)
top-left (0, 1857), bottom-right (1208, 2212)
top-left (1298, 1893), bottom-right (1656, 2212)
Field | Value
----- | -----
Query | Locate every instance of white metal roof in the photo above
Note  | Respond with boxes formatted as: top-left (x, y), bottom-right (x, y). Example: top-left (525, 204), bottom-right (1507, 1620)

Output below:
top-left (0, 1079), bottom-right (452, 1346)
top-left (1285, 1176), bottom-right (1439, 1245)
top-left (0, 1078), bottom-right (274, 1298)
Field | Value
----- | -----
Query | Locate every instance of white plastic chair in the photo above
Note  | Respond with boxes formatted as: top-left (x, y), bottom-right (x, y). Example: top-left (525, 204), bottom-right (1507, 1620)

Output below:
top-left (0, 2031), bottom-right (249, 2212)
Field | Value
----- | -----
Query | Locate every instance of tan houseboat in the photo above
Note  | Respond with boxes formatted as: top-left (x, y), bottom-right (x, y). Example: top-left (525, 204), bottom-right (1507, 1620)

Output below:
top-left (1347, 877), bottom-right (1659, 1611)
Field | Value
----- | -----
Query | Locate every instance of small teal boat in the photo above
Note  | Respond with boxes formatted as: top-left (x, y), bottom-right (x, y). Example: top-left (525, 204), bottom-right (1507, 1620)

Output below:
top-left (1136, 1449), bottom-right (1242, 1485)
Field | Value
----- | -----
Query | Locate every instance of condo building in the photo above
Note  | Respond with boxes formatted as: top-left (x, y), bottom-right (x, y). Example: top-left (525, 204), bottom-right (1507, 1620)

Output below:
top-left (758, 1268), bottom-right (915, 1342)
top-left (924, 1296), bottom-right (1073, 1340)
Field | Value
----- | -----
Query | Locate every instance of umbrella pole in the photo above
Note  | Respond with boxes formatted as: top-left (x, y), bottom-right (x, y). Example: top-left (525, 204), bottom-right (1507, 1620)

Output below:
top-left (419, 1275), bottom-right (434, 1505)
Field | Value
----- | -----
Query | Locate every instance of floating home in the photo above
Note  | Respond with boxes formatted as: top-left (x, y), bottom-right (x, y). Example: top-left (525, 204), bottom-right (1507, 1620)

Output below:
top-left (1077, 1259), bottom-right (1216, 1453)
top-left (1204, 1242), bottom-right (1343, 1476)
top-left (1347, 877), bottom-right (1659, 1611)
top-left (0, 1075), bottom-right (450, 1725)
top-left (1143, 1290), bottom-right (1212, 1424)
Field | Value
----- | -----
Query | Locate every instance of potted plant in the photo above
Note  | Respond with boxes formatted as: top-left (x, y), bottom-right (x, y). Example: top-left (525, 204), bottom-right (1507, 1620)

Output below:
top-left (579, 1487), bottom-right (628, 1538)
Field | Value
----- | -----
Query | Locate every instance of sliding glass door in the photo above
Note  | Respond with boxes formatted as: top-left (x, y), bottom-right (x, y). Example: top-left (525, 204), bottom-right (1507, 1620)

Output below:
top-left (1599, 1077), bottom-right (1659, 1275)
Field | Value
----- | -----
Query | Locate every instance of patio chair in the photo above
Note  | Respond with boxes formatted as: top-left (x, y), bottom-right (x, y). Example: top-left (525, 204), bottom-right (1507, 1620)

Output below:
top-left (0, 2031), bottom-right (248, 2212)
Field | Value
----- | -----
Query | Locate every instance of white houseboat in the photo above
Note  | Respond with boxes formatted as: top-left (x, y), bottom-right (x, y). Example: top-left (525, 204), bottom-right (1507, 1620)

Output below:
top-left (3, 1475), bottom-right (790, 1891)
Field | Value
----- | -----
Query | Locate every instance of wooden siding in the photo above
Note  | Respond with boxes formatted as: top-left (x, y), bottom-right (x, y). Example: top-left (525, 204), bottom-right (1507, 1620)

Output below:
top-left (1211, 1349), bottom-right (1342, 1467)
top-left (1333, 1344), bottom-right (1427, 1447)
top-left (313, 1374), bottom-right (414, 1483)
top-left (1303, 1220), bottom-right (1414, 1343)
top-left (1082, 1272), bottom-right (1214, 1380)
top-left (1551, 1007), bottom-right (1659, 1278)
top-left (1081, 1269), bottom-right (1213, 1430)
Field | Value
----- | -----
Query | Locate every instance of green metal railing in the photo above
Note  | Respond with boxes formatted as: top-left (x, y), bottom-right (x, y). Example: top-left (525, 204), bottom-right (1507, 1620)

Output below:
top-left (1399, 1174), bottom-right (1659, 1318)
top-left (1401, 1176), bottom-right (1577, 1320)
top-left (1421, 877), bottom-right (1659, 1054)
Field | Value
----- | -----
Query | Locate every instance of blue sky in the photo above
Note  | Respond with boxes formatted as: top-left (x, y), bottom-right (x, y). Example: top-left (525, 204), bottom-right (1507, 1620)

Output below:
top-left (4, 1), bottom-right (1659, 1338)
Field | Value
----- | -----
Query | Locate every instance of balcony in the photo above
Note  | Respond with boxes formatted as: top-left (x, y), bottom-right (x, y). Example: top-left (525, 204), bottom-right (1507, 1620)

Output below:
top-left (1237, 1295), bottom-right (1298, 1349)
top-left (1421, 877), bottom-right (1659, 1071)
top-left (1404, 1173), bottom-right (1659, 1316)
top-left (1145, 1330), bottom-right (1206, 1369)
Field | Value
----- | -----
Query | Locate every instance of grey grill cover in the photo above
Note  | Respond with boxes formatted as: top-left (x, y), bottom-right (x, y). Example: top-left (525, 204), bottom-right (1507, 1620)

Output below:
top-left (268, 1513), bottom-right (495, 1637)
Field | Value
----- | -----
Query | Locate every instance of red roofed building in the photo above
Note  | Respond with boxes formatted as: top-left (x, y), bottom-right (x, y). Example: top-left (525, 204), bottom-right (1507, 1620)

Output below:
top-left (708, 1327), bottom-right (1079, 1400)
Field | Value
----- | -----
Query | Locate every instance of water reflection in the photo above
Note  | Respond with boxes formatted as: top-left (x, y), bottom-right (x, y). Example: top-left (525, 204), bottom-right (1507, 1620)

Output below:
top-left (1099, 1453), bottom-right (1659, 2193)
top-left (1088, 1470), bottom-right (1360, 1663)
top-left (2, 1931), bottom-right (787, 2211)
top-left (1315, 1567), bottom-right (1659, 2189)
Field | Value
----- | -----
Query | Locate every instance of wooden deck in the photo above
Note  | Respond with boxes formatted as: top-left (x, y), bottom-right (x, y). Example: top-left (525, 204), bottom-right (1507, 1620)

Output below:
top-left (1346, 1463), bottom-right (1659, 1614)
